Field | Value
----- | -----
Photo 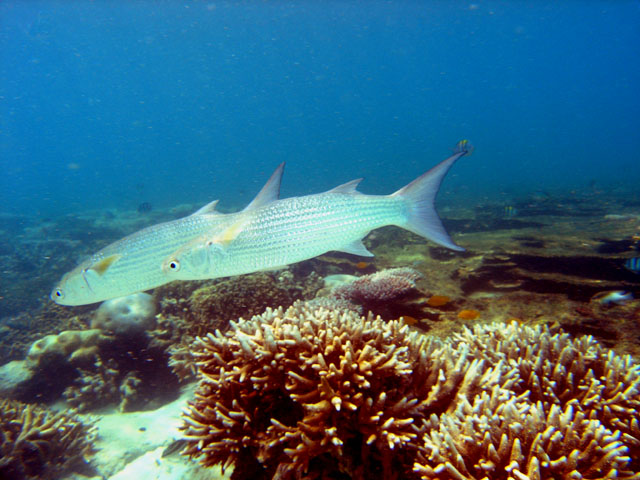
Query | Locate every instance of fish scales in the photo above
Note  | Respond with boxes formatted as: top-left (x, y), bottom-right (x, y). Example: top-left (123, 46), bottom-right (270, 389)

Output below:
top-left (52, 213), bottom-right (226, 305)
top-left (225, 194), bottom-right (403, 273)
top-left (52, 141), bottom-right (471, 306)
top-left (163, 141), bottom-right (471, 282)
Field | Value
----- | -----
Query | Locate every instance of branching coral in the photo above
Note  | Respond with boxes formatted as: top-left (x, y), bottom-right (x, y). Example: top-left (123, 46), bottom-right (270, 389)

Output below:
top-left (0, 398), bottom-right (96, 480)
top-left (414, 389), bottom-right (638, 480)
top-left (63, 358), bottom-right (119, 412)
top-left (454, 322), bottom-right (640, 468)
top-left (180, 307), bottom-right (640, 480)
top-left (180, 302), bottom-right (513, 480)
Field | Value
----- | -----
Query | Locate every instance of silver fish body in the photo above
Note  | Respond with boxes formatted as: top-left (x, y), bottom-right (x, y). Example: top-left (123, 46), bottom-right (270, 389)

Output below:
top-left (163, 142), bottom-right (471, 281)
top-left (164, 194), bottom-right (407, 279)
top-left (52, 141), bottom-right (470, 306)
top-left (51, 210), bottom-right (226, 306)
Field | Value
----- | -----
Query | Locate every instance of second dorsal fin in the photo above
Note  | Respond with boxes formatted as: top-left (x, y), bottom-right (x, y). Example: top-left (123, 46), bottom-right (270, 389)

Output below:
top-left (327, 178), bottom-right (363, 194)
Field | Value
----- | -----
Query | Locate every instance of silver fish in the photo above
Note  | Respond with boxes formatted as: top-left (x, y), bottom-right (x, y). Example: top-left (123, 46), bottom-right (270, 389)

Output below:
top-left (161, 141), bottom-right (471, 281)
top-left (50, 167), bottom-right (284, 306)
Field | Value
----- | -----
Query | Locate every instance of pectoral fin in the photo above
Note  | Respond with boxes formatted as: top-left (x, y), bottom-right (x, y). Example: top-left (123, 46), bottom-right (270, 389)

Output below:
top-left (210, 215), bottom-right (251, 246)
top-left (88, 254), bottom-right (122, 275)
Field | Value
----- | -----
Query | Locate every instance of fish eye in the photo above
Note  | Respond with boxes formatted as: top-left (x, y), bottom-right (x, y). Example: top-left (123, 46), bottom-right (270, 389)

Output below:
top-left (168, 259), bottom-right (181, 271)
top-left (54, 288), bottom-right (64, 299)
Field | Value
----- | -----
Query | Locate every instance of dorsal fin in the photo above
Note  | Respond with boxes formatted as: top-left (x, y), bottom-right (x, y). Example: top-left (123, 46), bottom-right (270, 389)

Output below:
top-left (244, 162), bottom-right (285, 211)
top-left (327, 178), bottom-right (363, 194)
top-left (190, 200), bottom-right (220, 216)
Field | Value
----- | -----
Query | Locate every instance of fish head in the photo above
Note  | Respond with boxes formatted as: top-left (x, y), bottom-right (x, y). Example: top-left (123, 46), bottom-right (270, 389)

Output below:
top-left (51, 266), bottom-right (97, 306)
top-left (51, 254), bottom-right (123, 306)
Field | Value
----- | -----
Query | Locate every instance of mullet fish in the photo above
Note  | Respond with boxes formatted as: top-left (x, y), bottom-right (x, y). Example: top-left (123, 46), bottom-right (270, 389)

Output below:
top-left (161, 141), bottom-right (471, 281)
top-left (51, 168), bottom-right (283, 306)
top-left (53, 141), bottom-right (470, 306)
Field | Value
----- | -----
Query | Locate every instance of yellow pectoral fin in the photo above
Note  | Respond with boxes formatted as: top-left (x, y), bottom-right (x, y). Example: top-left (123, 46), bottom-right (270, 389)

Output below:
top-left (89, 254), bottom-right (122, 275)
top-left (212, 216), bottom-right (250, 246)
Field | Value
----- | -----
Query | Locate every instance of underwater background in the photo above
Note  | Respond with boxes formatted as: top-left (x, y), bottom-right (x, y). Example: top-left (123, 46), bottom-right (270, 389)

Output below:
top-left (2, 1), bottom-right (639, 217)
top-left (2, 2), bottom-right (640, 480)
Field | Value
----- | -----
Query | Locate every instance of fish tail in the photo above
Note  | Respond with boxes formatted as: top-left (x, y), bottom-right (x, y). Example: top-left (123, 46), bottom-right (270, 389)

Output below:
top-left (392, 140), bottom-right (472, 251)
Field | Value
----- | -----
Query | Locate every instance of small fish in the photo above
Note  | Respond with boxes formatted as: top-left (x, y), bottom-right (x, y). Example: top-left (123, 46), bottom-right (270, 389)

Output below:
top-left (162, 141), bottom-right (472, 281)
top-left (624, 257), bottom-right (640, 273)
top-left (137, 201), bottom-right (153, 214)
top-left (591, 290), bottom-right (634, 306)
top-left (504, 206), bottom-right (517, 218)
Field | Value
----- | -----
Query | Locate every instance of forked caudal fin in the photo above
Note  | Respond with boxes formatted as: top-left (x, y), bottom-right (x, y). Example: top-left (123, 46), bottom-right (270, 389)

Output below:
top-left (392, 140), bottom-right (472, 251)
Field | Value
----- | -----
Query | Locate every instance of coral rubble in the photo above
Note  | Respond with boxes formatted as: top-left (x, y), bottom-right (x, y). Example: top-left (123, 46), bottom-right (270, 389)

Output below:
top-left (0, 398), bottom-right (96, 480)
top-left (181, 305), bottom-right (640, 480)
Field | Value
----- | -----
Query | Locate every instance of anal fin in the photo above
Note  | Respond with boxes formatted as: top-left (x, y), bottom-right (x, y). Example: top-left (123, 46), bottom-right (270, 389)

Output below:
top-left (335, 240), bottom-right (374, 257)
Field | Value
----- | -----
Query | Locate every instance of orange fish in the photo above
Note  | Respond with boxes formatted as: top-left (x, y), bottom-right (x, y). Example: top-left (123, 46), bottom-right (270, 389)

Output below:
top-left (427, 295), bottom-right (450, 307)
top-left (457, 309), bottom-right (480, 320)
top-left (401, 315), bottom-right (419, 326)
top-left (355, 261), bottom-right (370, 269)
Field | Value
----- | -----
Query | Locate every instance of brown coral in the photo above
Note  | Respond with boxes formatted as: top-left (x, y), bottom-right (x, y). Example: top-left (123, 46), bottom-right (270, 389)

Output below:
top-left (454, 321), bottom-right (640, 468)
top-left (180, 302), bottom-right (512, 480)
top-left (414, 389), bottom-right (639, 480)
top-left (181, 309), bottom-right (640, 480)
top-left (0, 398), bottom-right (96, 480)
top-left (63, 358), bottom-right (119, 412)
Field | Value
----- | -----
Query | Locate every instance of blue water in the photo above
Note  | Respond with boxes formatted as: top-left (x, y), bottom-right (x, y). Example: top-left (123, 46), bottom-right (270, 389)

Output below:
top-left (1, 1), bottom-right (639, 217)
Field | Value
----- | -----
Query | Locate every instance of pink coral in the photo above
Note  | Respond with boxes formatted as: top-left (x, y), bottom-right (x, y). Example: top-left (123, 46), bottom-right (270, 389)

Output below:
top-left (331, 267), bottom-right (422, 304)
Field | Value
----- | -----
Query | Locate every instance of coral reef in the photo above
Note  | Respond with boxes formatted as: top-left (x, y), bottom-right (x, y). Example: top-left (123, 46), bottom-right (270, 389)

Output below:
top-left (91, 292), bottom-right (156, 336)
top-left (181, 302), bottom-right (512, 479)
top-left (414, 390), bottom-right (637, 480)
top-left (329, 267), bottom-right (424, 318)
top-left (180, 305), bottom-right (640, 480)
top-left (25, 329), bottom-right (111, 369)
top-left (0, 398), bottom-right (96, 480)
top-left (151, 270), bottom-right (324, 382)
top-left (63, 358), bottom-right (120, 412)
top-left (454, 321), bottom-right (640, 471)
top-left (0, 303), bottom-right (90, 365)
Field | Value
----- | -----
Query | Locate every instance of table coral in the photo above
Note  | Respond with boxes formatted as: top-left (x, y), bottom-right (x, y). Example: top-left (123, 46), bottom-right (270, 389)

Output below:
top-left (0, 398), bottom-right (96, 480)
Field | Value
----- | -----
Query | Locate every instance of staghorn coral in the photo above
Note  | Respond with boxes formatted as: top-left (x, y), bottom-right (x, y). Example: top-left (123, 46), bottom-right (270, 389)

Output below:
top-left (180, 301), bottom-right (514, 480)
top-left (151, 271), bottom-right (323, 357)
top-left (454, 321), bottom-right (640, 468)
top-left (414, 388), bottom-right (640, 480)
top-left (180, 307), bottom-right (640, 480)
top-left (0, 398), bottom-right (96, 480)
